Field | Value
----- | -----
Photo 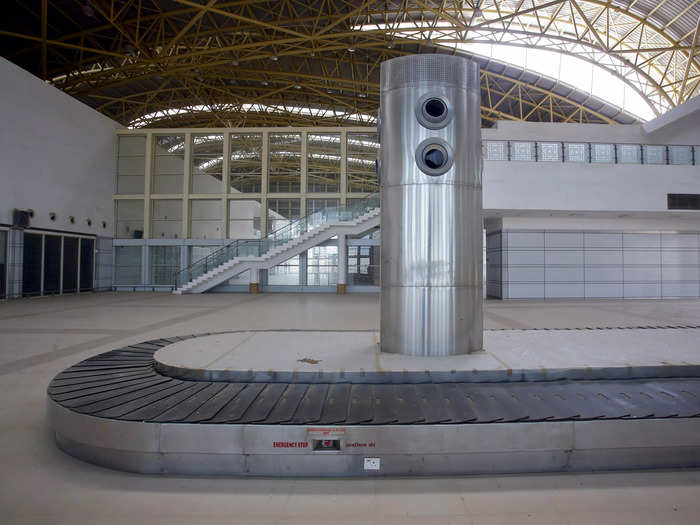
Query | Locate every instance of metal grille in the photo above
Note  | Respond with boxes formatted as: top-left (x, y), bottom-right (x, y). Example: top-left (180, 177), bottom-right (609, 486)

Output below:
top-left (617, 144), bottom-right (642, 164)
top-left (591, 143), bottom-right (615, 163)
top-left (484, 141), bottom-right (508, 161)
top-left (510, 141), bottom-right (536, 161)
top-left (643, 145), bottom-right (667, 165)
top-left (564, 143), bottom-right (589, 163)
top-left (538, 142), bottom-right (562, 162)
top-left (669, 146), bottom-right (693, 165)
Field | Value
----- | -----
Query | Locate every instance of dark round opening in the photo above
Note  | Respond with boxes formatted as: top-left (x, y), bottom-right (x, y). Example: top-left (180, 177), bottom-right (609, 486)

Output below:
top-left (424, 146), bottom-right (446, 170)
top-left (424, 98), bottom-right (446, 119)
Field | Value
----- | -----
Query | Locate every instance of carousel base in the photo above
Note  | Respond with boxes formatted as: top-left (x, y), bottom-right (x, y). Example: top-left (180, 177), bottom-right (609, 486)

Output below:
top-left (47, 332), bottom-right (700, 476)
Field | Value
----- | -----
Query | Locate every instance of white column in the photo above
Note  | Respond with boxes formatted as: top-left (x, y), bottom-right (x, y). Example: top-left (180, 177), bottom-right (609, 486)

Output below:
top-left (143, 132), bottom-right (153, 239)
top-left (337, 233), bottom-right (347, 294)
top-left (261, 130), bottom-right (269, 235)
top-left (249, 268), bottom-right (260, 293)
top-left (221, 132), bottom-right (231, 239)
top-left (182, 132), bottom-right (192, 239)
top-left (340, 129), bottom-right (348, 206)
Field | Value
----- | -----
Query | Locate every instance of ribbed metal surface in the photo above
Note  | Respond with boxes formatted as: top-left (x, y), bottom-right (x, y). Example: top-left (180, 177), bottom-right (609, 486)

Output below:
top-left (379, 54), bottom-right (483, 356)
top-left (619, 0), bottom-right (699, 47)
top-left (48, 337), bottom-right (700, 425)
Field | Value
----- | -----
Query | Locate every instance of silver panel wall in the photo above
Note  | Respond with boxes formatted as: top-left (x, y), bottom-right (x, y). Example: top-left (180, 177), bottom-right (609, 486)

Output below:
top-left (487, 230), bottom-right (700, 299)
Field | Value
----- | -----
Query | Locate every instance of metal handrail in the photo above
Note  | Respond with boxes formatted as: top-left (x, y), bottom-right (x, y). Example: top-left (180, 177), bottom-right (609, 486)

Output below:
top-left (174, 192), bottom-right (379, 288)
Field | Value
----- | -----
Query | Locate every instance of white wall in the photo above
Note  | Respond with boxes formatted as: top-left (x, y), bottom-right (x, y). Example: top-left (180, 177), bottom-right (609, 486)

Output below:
top-left (484, 161), bottom-right (700, 213)
top-left (0, 57), bottom-right (122, 235)
top-left (482, 100), bottom-right (700, 215)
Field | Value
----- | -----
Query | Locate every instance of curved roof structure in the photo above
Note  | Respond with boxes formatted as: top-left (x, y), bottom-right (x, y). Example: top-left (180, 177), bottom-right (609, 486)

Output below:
top-left (2, 1), bottom-right (698, 128)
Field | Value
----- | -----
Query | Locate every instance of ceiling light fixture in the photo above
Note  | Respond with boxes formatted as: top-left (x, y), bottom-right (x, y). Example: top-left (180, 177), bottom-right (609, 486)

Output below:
top-left (270, 55), bottom-right (278, 61)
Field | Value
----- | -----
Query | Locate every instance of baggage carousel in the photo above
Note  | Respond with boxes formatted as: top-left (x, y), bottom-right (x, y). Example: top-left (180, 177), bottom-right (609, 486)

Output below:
top-left (47, 330), bottom-right (700, 476)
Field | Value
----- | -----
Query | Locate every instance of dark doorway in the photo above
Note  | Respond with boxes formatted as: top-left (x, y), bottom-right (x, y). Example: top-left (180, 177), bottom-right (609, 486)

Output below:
top-left (62, 237), bottom-right (78, 293)
top-left (22, 233), bottom-right (42, 296)
top-left (43, 235), bottom-right (61, 294)
top-left (79, 238), bottom-right (94, 292)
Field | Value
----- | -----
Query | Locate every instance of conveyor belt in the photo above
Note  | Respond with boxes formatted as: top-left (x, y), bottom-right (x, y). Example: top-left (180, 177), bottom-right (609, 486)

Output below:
top-left (48, 336), bottom-right (700, 425)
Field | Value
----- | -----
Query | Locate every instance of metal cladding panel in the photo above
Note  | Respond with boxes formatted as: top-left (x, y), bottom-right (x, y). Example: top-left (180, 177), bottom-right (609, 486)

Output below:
top-left (379, 54), bottom-right (483, 356)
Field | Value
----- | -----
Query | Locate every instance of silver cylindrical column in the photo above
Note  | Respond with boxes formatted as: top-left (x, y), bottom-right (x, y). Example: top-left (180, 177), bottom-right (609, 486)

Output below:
top-left (379, 54), bottom-right (483, 356)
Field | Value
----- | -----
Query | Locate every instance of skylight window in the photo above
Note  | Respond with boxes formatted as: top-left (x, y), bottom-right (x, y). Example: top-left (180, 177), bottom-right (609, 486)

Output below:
top-left (355, 22), bottom-right (658, 121)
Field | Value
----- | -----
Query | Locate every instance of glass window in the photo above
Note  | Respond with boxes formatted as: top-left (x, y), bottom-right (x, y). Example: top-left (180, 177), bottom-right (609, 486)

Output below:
top-left (347, 132), bottom-right (379, 193)
top-left (538, 142), bottom-right (562, 162)
top-left (190, 199), bottom-right (221, 239)
top-left (668, 146), bottom-right (692, 165)
top-left (228, 199), bottom-right (262, 239)
top-left (307, 198), bottom-right (339, 216)
top-left (484, 141), bottom-right (508, 161)
top-left (267, 255), bottom-right (300, 285)
top-left (617, 144), bottom-right (641, 164)
top-left (307, 246), bottom-right (338, 286)
top-left (510, 141), bottom-right (536, 161)
top-left (307, 132), bottom-right (341, 192)
top-left (347, 244), bottom-right (380, 286)
top-left (115, 246), bottom-right (142, 285)
top-left (151, 199), bottom-right (182, 239)
top-left (192, 134), bottom-right (224, 194)
top-left (150, 246), bottom-right (179, 286)
top-left (115, 200), bottom-right (144, 239)
top-left (564, 143), bottom-right (589, 163)
top-left (230, 132), bottom-right (262, 193)
top-left (269, 133), bottom-right (301, 192)
top-left (116, 135), bottom-right (146, 194)
top-left (153, 135), bottom-right (185, 194)
top-left (591, 143), bottom-right (615, 163)
top-left (190, 245), bottom-right (217, 263)
top-left (643, 145), bottom-right (667, 165)
top-left (267, 198), bottom-right (300, 234)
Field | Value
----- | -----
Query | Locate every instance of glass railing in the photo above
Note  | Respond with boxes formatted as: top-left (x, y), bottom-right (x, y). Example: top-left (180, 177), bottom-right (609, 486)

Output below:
top-left (175, 192), bottom-right (379, 288)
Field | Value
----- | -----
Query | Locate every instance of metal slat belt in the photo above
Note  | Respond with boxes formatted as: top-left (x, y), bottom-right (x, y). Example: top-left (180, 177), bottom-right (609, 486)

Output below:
top-left (48, 337), bottom-right (700, 425)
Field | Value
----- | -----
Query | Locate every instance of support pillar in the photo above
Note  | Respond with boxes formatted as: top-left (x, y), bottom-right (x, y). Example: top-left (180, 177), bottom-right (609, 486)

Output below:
top-left (379, 54), bottom-right (483, 356)
top-left (249, 268), bottom-right (260, 293)
top-left (337, 233), bottom-right (347, 294)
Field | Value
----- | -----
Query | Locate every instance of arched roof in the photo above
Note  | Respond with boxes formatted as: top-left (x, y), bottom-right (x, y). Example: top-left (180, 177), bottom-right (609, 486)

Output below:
top-left (2, 1), bottom-right (698, 127)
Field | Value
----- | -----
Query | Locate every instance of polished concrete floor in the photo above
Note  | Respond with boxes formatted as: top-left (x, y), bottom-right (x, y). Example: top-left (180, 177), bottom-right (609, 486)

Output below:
top-left (156, 327), bottom-right (700, 377)
top-left (2, 292), bottom-right (700, 524)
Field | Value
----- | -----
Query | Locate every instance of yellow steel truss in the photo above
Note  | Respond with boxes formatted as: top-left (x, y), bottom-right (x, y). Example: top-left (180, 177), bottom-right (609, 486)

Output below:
top-left (3, 0), bottom-right (698, 127)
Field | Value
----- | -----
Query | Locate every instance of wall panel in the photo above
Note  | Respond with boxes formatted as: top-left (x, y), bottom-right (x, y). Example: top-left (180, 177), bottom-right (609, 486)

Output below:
top-left (489, 230), bottom-right (700, 299)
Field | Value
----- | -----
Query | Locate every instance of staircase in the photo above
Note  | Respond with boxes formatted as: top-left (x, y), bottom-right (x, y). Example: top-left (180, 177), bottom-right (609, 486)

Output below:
top-left (174, 194), bottom-right (379, 294)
